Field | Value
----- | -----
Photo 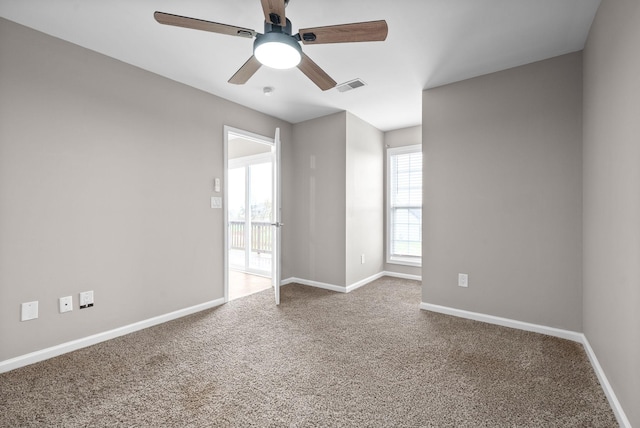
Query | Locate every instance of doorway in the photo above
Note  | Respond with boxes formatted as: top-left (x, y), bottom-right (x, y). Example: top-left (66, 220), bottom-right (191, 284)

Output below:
top-left (224, 127), bottom-right (281, 303)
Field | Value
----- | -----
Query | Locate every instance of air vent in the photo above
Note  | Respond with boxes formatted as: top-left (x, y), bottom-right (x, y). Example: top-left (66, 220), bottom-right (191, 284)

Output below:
top-left (336, 78), bottom-right (367, 93)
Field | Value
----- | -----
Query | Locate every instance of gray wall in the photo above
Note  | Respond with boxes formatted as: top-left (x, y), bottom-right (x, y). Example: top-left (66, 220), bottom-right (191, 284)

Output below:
top-left (345, 113), bottom-right (384, 285)
top-left (289, 112), bottom-right (385, 288)
top-left (583, 0), bottom-right (640, 425)
top-left (422, 52), bottom-right (583, 331)
top-left (290, 113), bottom-right (347, 287)
top-left (383, 126), bottom-right (422, 277)
top-left (0, 18), bottom-right (292, 361)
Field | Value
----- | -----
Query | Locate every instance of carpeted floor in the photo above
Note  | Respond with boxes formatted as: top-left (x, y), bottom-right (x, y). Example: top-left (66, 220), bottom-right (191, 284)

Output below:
top-left (0, 277), bottom-right (617, 427)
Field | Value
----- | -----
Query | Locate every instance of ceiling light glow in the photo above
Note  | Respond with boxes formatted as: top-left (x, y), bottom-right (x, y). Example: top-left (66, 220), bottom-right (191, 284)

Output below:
top-left (254, 33), bottom-right (302, 69)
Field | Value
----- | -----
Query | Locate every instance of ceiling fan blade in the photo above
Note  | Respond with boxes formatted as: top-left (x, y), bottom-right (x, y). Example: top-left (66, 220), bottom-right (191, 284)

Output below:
top-left (299, 20), bottom-right (388, 44)
top-left (154, 12), bottom-right (256, 38)
top-left (297, 53), bottom-right (337, 91)
top-left (260, 0), bottom-right (286, 26)
top-left (228, 56), bottom-right (262, 85)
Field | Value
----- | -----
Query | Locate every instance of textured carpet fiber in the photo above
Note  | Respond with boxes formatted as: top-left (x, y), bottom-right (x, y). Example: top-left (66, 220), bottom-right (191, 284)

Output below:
top-left (1, 277), bottom-right (617, 427)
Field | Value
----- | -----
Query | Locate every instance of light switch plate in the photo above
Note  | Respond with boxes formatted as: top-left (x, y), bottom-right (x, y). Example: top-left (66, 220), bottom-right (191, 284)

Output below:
top-left (21, 301), bottom-right (38, 321)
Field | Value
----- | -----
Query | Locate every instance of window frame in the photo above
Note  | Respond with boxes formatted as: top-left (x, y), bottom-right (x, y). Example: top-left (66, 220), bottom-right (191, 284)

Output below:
top-left (386, 144), bottom-right (422, 267)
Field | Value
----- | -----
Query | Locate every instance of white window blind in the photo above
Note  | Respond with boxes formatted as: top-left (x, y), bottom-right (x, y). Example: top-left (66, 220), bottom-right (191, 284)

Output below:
top-left (388, 146), bottom-right (422, 265)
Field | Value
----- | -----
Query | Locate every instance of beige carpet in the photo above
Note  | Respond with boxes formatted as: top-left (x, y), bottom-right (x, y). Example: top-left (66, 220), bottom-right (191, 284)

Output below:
top-left (0, 277), bottom-right (617, 427)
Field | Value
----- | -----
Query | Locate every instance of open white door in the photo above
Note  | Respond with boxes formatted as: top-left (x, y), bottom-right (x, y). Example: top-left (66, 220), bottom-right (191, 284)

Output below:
top-left (271, 128), bottom-right (282, 305)
top-left (224, 126), bottom-right (280, 303)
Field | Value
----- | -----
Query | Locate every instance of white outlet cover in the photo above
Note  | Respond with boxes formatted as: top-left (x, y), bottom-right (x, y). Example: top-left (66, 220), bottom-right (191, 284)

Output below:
top-left (458, 273), bottom-right (469, 287)
top-left (211, 197), bottom-right (222, 209)
top-left (79, 290), bottom-right (94, 308)
top-left (59, 296), bottom-right (73, 313)
top-left (21, 301), bottom-right (39, 321)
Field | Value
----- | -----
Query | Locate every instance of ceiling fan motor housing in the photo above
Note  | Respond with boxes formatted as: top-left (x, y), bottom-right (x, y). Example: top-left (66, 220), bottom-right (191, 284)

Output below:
top-left (263, 18), bottom-right (293, 36)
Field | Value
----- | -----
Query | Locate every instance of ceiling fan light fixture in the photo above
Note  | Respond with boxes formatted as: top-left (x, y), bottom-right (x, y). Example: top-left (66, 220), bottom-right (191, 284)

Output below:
top-left (254, 33), bottom-right (302, 69)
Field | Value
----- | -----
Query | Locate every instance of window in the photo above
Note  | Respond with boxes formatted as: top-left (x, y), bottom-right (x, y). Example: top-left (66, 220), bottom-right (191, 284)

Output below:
top-left (387, 145), bottom-right (422, 266)
top-left (228, 152), bottom-right (274, 274)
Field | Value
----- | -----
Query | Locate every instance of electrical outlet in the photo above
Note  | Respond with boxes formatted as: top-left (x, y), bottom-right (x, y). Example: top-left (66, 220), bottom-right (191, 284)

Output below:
top-left (211, 197), bottom-right (222, 209)
top-left (361, 254), bottom-right (365, 264)
top-left (79, 291), bottom-right (94, 309)
top-left (21, 301), bottom-right (38, 321)
top-left (59, 296), bottom-right (73, 313)
top-left (458, 273), bottom-right (469, 288)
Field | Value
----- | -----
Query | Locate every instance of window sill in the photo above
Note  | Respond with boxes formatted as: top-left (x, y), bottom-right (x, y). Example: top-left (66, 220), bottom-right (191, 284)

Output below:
top-left (387, 257), bottom-right (422, 268)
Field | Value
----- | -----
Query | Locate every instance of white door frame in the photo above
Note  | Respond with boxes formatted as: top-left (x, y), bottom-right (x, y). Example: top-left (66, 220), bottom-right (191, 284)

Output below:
top-left (272, 128), bottom-right (282, 305)
top-left (223, 126), bottom-right (278, 303)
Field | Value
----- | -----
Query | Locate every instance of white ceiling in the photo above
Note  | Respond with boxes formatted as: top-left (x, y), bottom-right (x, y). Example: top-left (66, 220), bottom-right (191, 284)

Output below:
top-left (0, 0), bottom-right (600, 131)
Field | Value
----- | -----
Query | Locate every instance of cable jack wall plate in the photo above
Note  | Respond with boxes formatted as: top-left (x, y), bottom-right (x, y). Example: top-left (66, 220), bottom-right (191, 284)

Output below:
top-left (59, 296), bottom-right (73, 313)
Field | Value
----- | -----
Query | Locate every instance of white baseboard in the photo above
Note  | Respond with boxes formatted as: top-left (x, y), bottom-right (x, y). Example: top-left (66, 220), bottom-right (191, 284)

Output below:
top-left (0, 298), bottom-right (225, 374)
top-left (419, 302), bottom-right (583, 342)
top-left (281, 277), bottom-right (347, 293)
top-left (382, 271), bottom-right (422, 281)
top-left (346, 272), bottom-right (386, 292)
top-left (282, 272), bottom-right (422, 294)
top-left (581, 336), bottom-right (632, 428)
top-left (420, 302), bottom-right (631, 427)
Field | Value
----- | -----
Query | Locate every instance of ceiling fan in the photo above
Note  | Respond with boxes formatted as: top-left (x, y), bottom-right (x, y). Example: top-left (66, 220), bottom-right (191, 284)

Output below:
top-left (154, 0), bottom-right (388, 91)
